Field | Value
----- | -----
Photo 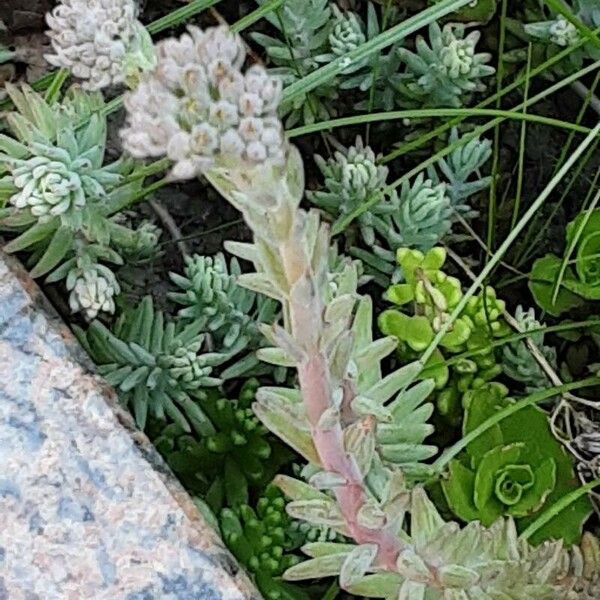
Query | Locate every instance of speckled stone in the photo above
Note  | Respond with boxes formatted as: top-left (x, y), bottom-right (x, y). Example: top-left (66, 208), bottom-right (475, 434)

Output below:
top-left (0, 252), bottom-right (261, 600)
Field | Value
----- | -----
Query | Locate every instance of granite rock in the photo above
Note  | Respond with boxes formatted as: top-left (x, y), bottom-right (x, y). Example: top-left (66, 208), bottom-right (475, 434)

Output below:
top-left (0, 252), bottom-right (261, 600)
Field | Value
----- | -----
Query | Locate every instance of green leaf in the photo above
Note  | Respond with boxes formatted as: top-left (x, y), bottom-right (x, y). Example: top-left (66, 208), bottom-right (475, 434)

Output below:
top-left (29, 226), bottom-right (74, 278)
top-left (3, 218), bottom-right (59, 253)
top-left (529, 255), bottom-right (588, 316)
top-left (441, 460), bottom-right (480, 523)
top-left (225, 457), bottom-right (249, 507)
top-left (473, 444), bottom-right (524, 523)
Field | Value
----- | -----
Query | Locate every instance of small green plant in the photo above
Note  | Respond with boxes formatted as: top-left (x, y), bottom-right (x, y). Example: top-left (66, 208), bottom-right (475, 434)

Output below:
top-left (396, 22), bottom-right (495, 108)
top-left (220, 484), bottom-right (309, 600)
top-left (75, 296), bottom-right (226, 434)
top-left (379, 247), bottom-right (510, 428)
top-left (169, 253), bottom-right (283, 380)
top-left (151, 380), bottom-right (293, 510)
top-left (530, 209), bottom-right (600, 316)
top-left (0, 84), bottom-right (148, 318)
top-left (310, 130), bottom-right (491, 282)
top-left (442, 383), bottom-right (592, 545)
top-left (502, 305), bottom-right (557, 394)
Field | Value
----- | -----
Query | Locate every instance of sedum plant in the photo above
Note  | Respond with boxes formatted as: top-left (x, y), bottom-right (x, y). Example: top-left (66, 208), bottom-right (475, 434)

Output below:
top-left (75, 296), bottom-right (226, 434)
top-left (0, 84), bottom-right (149, 319)
top-left (220, 484), bottom-right (309, 600)
top-left (323, 4), bottom-right (404, 111)
top-left (169, 253), bottom-right (283, 380)
top-left (151, 380), bottom-right (293, 510)
top-left (45, 0), bottom-right (155, 90)
top-left (379, 247), bottom-right (509, 429)
top-left (525, 0), bottom-right (600, 63)
top-left (309, 130), bottom-right (491, 282)
top-left (442, 383), bottom-right (592, 545)
top-left (502, 305), bottom-right (557, 394)
top-left (121, 23), bottom-right (600, 599)
top-left (251, 0), bottom-right (338, 126)
top-left (396, 22), bottom-right (495, 108)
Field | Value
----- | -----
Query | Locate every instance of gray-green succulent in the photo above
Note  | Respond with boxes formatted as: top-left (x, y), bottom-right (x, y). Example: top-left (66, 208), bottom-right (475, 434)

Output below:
top-left (0, 84), bottom-right (151, 318)
top-left (396, 22), bottom-right (495, 108)
top-left (502, 305), bottom-right (557, 394)
top-left (169, 253), bottom-right (282, 380)
top-left (75, 296), bottom-right (226, 434)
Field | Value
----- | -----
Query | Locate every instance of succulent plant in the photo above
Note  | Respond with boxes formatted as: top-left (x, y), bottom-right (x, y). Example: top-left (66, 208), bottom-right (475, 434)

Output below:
top-left (66, 256), bottom-right (121, 319)
top-left (308, 136), bottom-right (391, 246)
top-left (334, 3), bottom-right (405, 112)
top-left (251, 0), bottom-right (338, 126)
top-left (121, 25), bottom-right (286, 180)
top-left (442, 383), bottom-right (592, 545)
top-left (396, 22), bottom-right (495, 108)
top-left (379, 248), bottom-right (510, 429)
top-left (0, 84), bottom-right (151, 317)
top-left (75, 296), bottom-right (227, 434)
top-left (220, 485), bottom-right (309, 600)
top-left (427, 127), bottom-right (493, 218)
top-left (45, 0), bottom-right (155, 90)
top-left (151, 380), bottom-right (293, 510)
top-left (169, 253), bottom-right (282, 380)
top-left (282, 481), bottom-right (600, 599)
top-left (503, 305), bottom-right (557, 394)
top-left (310, 131), bottom-right (490, 283)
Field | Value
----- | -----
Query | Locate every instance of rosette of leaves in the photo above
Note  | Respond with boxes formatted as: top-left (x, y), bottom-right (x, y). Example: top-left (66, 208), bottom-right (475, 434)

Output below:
top-left (150, 380), bottom-right (293, 511)
top-left (0, 84), bottom-right (148, 316)
top-left (75, 296), bottom-right (226, 435)
top-left (396, 22), bottom-right (495, 108)
top-left (530, 209), bottom-right (600, 316)
top-left (502, 305), bottom-right (557, 394)
top-left (426, 127), bottom-right (492, 218)
top-left (442, 383), bottom-right (592, 545)
top-left (251, 0), bottom-right (337, 126)
top-left (220, 484), bottom-right (311, 600)
top-left (525, 1), bottom-right (600, 63)
top-left (379, 247), bottom-right (509, 429)
top-left (169, 253), bottom-right (282, 380)
top-left (307, 137), bottom-right (391, 247)
top-left (319, 4), bottom-right (404, 111)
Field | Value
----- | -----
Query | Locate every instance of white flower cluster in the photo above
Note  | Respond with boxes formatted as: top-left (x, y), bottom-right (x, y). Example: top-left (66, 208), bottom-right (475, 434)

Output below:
top-left (121, 25), bottom-right (286, 180)
top-left (67, 262), bottom-right (120, 319)
top-left (46, 0), bottom-right (151, 90)
top-left (10, 156), bottom-right (86, 220)
top-left (549, 16), bottom-right (580, 47)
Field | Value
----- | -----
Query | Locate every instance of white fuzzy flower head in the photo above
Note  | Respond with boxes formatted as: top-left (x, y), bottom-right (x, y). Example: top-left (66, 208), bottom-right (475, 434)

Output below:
top-left (67, 263), bottom-right (120, 319)
top-left (549, 16), bottom-right (580, 47)
top-left (10, 156), bottom-right (86, 220)
top-left (46, 0), bottom-right (155, 90)
top-left (120, 25), bottom-right (287, 180)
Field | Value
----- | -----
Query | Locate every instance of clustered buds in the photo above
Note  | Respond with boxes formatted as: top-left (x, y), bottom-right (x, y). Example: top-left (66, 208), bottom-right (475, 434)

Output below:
top-left (46, 0), bottom-right (154, 90)
top-left (66, 261), bottom-right (120, 319)
top-left (120, 25), bottom-right (286, 180)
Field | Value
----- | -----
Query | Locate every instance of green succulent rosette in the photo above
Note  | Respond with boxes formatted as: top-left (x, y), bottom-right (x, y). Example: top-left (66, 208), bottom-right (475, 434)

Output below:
top-left (442, 384), bottom-right (592, 545)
